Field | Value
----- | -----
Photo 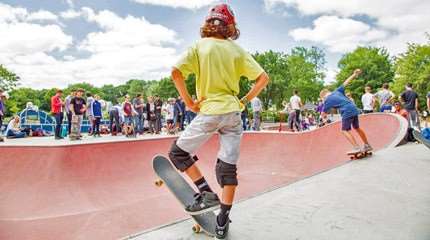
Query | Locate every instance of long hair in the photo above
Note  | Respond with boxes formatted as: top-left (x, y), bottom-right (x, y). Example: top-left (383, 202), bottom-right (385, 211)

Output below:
top-left (200, 19), bottom-right (240, 40)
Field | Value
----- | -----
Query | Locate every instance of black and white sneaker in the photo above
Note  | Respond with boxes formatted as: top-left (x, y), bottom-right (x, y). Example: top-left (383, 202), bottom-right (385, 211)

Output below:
top-left (215, 217), bottom-right (231, 239)
top-left (185, 191), bottom-right (220, 215)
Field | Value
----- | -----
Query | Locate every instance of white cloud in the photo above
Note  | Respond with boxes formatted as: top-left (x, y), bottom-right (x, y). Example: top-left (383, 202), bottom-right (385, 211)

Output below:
top-left (27, 10), bottom-right (58, 21)
top-left (0, 4), bottom-right (180, 89)
top-left (131, 0), bottom-right (218, 9)
top-left (290, 16), bottom-right (388, 53)
top-left (60, 9), bottom-right (82, 19)
top-left (266, 0), bottom-right (430, 54)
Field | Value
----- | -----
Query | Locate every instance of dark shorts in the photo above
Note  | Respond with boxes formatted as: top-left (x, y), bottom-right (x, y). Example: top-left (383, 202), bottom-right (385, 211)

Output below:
top-left (342, 115), bottom-right (359, 131)
top-left (166, 119), bottom-right (174, 124)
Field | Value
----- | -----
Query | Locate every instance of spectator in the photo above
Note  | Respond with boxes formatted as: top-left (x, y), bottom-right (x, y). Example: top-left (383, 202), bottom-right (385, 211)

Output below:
top-left (109, 104), bottom-right (122, 135)
top-left (0, 89), bottom-right (5, 139)
top-left (375, 83), bottom-right (395, 112)
top-left (185, 95), bottom-right (197, 126)
top-left (70, 88), bottom-right (87, 140)
top-left (316, 98), bottom-right (324, 126)
top-left (241, 104), bottom-right (249, 131)
top-left (133, 94), bottom-right (145, 134)
top-left (174, 96), bottom-right (186, 131)
top-left (122, 95), bottom-right (134, 136)
top-left (164, 98), bottom-right (176, 134)
top-left (361, 86), bottom-right (375, 114)
top-left (251, 96), bottom-right (262, 130)
top-left (400, 83), bottom-right (420, 141)
top-left (154, 95), bottom-right (163, 133)
top-left (92, 94), bottom-right (102, 137)
top-left (6, 116), bottom-right (27, 138)
top-left (146, 96), bottom-right (157, 134)
top-left (51, 89), bottom-right (64, 140)
top-left (65, 90), bottom-right (75, 134)
top-left (290, 90), bottom-right (303, 129)
top-left (86, 93), bottom-right (95, 135)
top-left (287, 103), bottom-right (300, 131)
top-left (393, 101), bottom-right (408, 119)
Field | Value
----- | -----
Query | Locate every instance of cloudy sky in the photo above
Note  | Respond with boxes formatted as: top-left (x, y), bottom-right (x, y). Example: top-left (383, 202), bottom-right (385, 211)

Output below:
top-left (1, 0), bottom-right (429, 89)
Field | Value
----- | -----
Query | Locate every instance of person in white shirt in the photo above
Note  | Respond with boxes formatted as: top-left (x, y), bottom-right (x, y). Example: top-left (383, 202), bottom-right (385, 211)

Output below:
top-left (164, 98), bottom-right (176, 134)
top-left (289, 90), bottom-right (302, 130)
top-left (251, 97), bottom-right (262, 131)
top-left (361, 86), bottom-right (375, 114)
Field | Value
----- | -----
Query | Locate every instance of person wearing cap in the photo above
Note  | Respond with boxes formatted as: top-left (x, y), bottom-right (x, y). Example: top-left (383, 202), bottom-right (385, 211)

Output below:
top-left (167, 4), bottom-right (269, 238)
top-left (51, 89), bottom-right (64, 140)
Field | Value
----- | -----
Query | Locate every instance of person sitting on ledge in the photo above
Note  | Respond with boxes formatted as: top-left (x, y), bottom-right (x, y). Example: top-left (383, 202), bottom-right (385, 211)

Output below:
top-left (6, 116), bottom-right (30, 139)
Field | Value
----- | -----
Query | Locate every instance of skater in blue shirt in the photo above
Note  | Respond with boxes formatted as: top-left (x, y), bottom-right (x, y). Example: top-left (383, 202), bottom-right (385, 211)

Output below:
top-left (320, 69), bottom-right (373, 154)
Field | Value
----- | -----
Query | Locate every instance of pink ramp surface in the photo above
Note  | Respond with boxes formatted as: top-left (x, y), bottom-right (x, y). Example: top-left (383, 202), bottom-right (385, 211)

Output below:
top-left (0, 113), bottom-right (406, 240)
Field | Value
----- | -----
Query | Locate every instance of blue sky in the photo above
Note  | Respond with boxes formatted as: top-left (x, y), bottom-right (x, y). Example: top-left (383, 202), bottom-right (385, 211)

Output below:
top-left (0, 0), bottom-right (429, 89)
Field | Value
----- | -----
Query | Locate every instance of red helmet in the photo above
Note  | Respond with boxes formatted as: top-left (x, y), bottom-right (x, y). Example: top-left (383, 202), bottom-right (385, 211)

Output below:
top-left (206, 4), bottom-right (236, 25)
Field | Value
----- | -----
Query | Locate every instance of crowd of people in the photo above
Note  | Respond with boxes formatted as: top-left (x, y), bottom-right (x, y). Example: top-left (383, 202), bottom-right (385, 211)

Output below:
top-left (0, 82), bottom-right (429, 142)
top-left (49, 88), bottom-right (200, 140)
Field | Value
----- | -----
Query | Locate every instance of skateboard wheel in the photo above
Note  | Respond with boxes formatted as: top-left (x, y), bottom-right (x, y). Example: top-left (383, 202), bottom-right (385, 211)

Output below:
top-left (155, 179), bottom-right (164, 187)
top-left (192, 224), bottom-right (201, 233)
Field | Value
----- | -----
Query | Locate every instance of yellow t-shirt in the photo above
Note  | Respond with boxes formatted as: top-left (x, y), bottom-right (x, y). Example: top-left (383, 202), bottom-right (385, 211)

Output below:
top-left (175, 38), bottom-right (264, 115)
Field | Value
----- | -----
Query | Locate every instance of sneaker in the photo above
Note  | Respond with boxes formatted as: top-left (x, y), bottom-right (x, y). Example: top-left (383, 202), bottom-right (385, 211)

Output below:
top-left (215, 217), bottom-right (231, 239)
top-left (347, 146), bottom-right (362, 155)
top-left (363, 144), bottom-right (373, 152)
top-left (185, 191), bottom-right (220, 215)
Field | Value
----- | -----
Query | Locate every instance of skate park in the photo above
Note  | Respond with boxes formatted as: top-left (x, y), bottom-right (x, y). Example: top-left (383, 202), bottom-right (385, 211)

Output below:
top-left (1, 0), bottom-right (430, 239)
top-left (1, 113), bottom-right (429, 240)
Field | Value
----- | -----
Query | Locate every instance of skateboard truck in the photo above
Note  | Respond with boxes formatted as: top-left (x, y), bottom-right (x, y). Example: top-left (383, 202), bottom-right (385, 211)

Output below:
top-left (154, 179), bottom-right (164, 187)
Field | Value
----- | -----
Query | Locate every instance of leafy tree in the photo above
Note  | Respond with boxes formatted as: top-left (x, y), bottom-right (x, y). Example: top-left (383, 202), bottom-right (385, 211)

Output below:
top-left (0, 65), bottom-right (19, 91)
top-left (335, 47), bottom-right (395, 108)
top-left (392, 40), bottom-right (430, 110)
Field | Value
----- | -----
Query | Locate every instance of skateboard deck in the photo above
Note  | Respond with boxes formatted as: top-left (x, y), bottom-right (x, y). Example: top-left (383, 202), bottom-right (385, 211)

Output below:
top-left (69, 115), bottom-right (80, 140)
top-left (347, 150), bottom-right (372, 160)
top-left (152, 155), bottom-right (216, 236)
top-left (413, 129), bottom-right (430, 149)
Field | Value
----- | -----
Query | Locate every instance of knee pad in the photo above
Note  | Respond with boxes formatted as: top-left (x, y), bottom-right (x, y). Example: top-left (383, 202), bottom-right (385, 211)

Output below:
top-left (215, 159), bottom-right (238, 187)
top-left (168, 141), bottom-right (196, 172)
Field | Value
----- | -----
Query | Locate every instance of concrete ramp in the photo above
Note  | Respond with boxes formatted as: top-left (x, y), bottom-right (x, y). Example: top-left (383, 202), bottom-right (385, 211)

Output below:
top-left (0, 113), bottom-right (407, 240)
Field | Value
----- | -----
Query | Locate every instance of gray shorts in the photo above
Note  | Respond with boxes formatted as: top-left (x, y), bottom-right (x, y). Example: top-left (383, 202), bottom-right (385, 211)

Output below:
top-left (176, 111), bottom-right (243, 165)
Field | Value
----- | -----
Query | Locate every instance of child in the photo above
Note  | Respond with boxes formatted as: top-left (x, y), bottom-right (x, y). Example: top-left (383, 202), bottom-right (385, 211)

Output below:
top-left (320, 69), bottom-right (373, 154)
top-left (122, 95), bottom-right (134, 137)
top-left (92, 95), bottom-right (102, 137)
top-left (165, 98), bottom-right (176, 134)
top-left (168, 4), bottom-right (269, 239)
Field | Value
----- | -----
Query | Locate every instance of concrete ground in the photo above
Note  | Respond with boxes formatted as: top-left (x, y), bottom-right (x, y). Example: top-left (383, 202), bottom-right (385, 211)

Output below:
top-left (131, 143), bottom-right (430, 240)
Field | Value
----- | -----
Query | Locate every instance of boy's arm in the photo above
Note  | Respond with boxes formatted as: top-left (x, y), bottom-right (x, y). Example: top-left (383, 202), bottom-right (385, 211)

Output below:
top-left (240, 72), bottom-right (270, 104)
top-left (171, 68), bottom-right (203, 112)
top-left (343, 69), bottom-right (362, 87)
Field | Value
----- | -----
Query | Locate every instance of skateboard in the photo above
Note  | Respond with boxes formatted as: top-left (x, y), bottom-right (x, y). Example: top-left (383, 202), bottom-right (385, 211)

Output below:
top-left (347, 150), bottom-right (372, 160)
top-left (69, 115), bottom-right (81, 140)
top-left (413, 129), bottom-right (430, 149)
top-left (152, 155), bottom-right (216, 236)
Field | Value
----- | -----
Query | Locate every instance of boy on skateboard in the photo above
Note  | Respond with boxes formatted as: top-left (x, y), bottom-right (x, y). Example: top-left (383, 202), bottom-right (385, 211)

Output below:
top-left (320, 69), bottom-right (373, 155)
top-left (168, 4), bottom-right (269, 239)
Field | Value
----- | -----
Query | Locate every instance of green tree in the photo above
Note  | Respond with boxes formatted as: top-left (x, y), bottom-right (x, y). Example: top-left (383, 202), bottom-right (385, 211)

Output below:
top-left (335, 47), bottom-right (395, 107)
top-left (392, 40), bottom-right (430, 110)
top-left (0, 65), bottom-right (19, 91)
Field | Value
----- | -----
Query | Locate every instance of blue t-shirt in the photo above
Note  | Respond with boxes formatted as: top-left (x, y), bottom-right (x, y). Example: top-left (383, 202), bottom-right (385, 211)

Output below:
top-left (323, 86), bottom-right (359, 120)
top-left (92, 100), bottom-right (102, 118)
